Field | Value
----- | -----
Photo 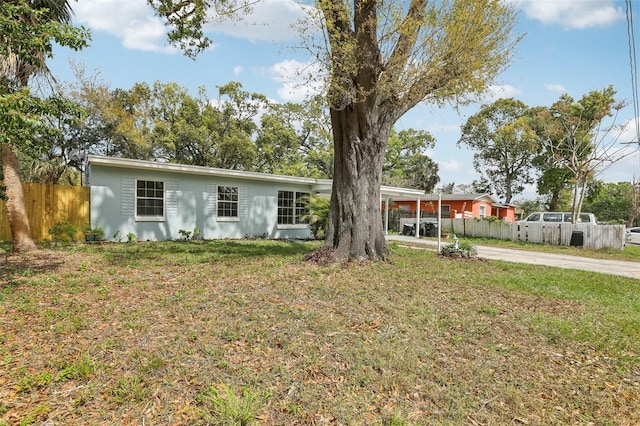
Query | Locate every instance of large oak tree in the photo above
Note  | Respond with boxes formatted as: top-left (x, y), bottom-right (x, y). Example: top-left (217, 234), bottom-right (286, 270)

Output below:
top-left (149, 0), bottom-right (519, 260)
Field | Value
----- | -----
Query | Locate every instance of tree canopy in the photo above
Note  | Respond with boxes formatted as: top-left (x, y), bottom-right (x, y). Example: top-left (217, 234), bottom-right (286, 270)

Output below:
top-left (383, 128), bottom-right (439, 191)
top-left (1, 0), bottom-right (89, 146)
top-left (0, 0), bottom-right (89, 251)
top-left (458, 98), bottom-right (538, 203)
top-left (533, 86), bottom-right (625, 222)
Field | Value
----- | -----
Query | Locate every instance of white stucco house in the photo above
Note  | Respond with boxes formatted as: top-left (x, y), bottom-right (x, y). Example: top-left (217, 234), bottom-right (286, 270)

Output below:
top-left (86, 155), bottom-right (425, 241)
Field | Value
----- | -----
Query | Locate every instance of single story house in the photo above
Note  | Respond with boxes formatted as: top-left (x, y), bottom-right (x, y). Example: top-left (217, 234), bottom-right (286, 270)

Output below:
top-left (86, 155), bottom-right (425, 241)
top-left (388, 193), bottom-right (517, 222)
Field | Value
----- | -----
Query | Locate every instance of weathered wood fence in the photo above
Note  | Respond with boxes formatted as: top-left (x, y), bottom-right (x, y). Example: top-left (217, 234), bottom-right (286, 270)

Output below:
top-left (442, 218), bottom-right (626, 250)
top-left (0, 182), bottom-right (90, 242)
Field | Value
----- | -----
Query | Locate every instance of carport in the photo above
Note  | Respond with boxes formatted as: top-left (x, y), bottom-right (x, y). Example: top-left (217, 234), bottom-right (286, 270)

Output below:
top-left (310, 180), bottom-right (426, 237)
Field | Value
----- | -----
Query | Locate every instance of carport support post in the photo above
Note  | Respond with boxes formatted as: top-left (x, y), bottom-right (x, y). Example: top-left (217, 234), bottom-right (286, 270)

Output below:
top-left (415, 197), bottom-right (421, 239)
top-left (437, 192), bottom-right (442, 252)
top-left (384, 197), bottom-right (389, 235)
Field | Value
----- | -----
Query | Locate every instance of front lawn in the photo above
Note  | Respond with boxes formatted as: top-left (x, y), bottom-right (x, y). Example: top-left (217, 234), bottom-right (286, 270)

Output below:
top-left (1, 240), bottom-right (639, 425)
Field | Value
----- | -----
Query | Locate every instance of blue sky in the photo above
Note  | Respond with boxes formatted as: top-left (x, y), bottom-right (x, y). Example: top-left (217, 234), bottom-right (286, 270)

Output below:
top-left (48, 0), bottom-right (640, 200)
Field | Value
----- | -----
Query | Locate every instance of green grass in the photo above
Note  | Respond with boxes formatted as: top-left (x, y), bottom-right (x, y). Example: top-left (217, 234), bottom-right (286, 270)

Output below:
top-left (0, 240), bottom-right (639, 425)
top-left (436, 234), bottom-right (640, 262)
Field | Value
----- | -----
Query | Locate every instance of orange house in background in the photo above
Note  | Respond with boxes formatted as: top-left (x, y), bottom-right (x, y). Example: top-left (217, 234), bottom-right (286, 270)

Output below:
top-left (388, 193), bottom-right (516, 222)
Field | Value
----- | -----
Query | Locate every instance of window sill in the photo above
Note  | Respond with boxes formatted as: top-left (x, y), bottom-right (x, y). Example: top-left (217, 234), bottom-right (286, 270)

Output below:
top-left (135, 216), bottom-right (165, 222)
top-left (217, 217), bottom-right (240, 222)
top-left (277, 224), bottom-right (308, 230)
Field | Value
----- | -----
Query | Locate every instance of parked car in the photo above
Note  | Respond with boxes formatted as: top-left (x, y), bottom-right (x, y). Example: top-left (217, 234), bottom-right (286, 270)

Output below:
top-left (626, 227), bottom-right (640, 245)
top-left (519, 212), bottom-right (597, 225)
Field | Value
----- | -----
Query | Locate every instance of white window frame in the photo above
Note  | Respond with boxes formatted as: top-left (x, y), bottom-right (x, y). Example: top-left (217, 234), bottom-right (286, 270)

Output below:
top-left (277, 190), bottom-right (309, 228)
top-left (135, 179), bottom-right (165, 222)
top-left (216, 185), bottom-right (240, 222)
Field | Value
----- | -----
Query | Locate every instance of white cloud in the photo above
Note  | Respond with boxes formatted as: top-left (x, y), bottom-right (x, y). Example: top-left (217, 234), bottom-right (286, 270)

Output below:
top-left (439, 159), bottom-right (462, 172)
top-left (209, 0), bottom-right (314, 42)
top-left (70, 0), bottom-right (312, 52)
top-left (233, 66), bottom-right (243, 76)
top-left (544, 83), bottom-right (567, 93)
top-left (482, 84), bottom-right (522, 101)
top-left (73, 0), bottom-right (175, 53)
top-left (423, 123), bottom-right (461, 134)
top-left (269, 59), bottom-right (325, 102)
top-left (618, 117), bottom-right (640, 144)
top-left (510, 0), bottom-right (624, 29)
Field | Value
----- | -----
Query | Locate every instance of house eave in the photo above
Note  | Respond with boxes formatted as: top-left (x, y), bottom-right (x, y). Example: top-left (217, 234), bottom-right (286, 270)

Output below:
top-left (87, 155), bottom-right (318, 185)
top-left (380, 185), bottom-right (425, 200)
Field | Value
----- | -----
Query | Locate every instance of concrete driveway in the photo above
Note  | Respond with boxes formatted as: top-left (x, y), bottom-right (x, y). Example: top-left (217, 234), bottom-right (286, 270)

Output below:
top-left (386, 234), bottom-right (640, 280)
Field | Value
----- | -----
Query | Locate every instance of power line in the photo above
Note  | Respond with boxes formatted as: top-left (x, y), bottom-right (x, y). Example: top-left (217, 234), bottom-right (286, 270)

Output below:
top-left (626, 0), bottom-right (639, 143)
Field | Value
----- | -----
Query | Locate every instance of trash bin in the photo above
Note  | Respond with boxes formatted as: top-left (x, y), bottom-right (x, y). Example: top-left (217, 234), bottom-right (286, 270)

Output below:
top-left (402, 223), bottom-right (415, 236)
top-left (570, 231), bottom-right (584, 248)
top-left (425, 222), bottom-right (438, 237)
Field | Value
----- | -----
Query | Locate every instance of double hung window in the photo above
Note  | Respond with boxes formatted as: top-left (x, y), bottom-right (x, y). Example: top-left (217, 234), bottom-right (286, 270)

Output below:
top-left (217, 186), bottom-right (239, 218)
top-left (277, 191), bottom-right (309, 225)
top-left (136, 180), bottom-right (164, 218)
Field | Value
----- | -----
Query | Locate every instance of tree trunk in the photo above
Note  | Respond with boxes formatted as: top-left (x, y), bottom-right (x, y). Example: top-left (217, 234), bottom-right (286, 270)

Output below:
top-left (575, 176), bottom-right (588, 222)
top-left (504, 175), bottom-right (513, 204)
top-left (548, 190), bottom-right (561, 211)
top-left (325, 107), bottom-right (390, 261)
top-left (1, 144), bottom-right (37, 252)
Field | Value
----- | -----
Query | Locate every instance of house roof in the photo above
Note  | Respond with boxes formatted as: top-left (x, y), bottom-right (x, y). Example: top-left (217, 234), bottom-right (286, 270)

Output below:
top-left (87, 155), bottom-right (426, 200)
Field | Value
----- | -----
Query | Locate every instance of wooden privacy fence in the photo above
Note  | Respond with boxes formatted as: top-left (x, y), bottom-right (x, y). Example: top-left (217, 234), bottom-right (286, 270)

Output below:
top-left (442, 218), bottom-right (626, 250)
top-left (0, 182), bottom-right (90, 242)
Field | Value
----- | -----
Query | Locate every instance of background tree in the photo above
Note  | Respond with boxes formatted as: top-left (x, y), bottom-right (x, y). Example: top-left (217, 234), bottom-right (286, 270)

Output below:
top-left (0, 0), bottom-right (89, 251)
top-left (56, 64), bottom-right (122, 159)
top-left (533, 159), bottom-right (573, 211)
top-left (149, 0), bottom-right (520, 260)
top-left (471, 176), bottom-right (494, 195)
top-left (149, 81), bottom-right (199, 162)
top-left (527, 106), bottom-right (573, 210)
top-left (255, 97), bottom-right (334, 178)
top-left (291, 95), bottom-right (334, 178)
top-left (581, 180), bottom-right (634, 224)
top-left (383, 128), bottom-right (439, 191)
top-left (254, 111), bottom-right (304, 175)
top-left (513, 198), bottom-right (544, 218)
top-left (630, 176), bottom-right (640, 227)
top-left (154, 81), bottom-right (265, 170)
top-left (209, 82), bottom-right (266, 170)
top-left (56, 77), bottom-right (335, 178)
top-left (438, 182), bottom-right (476, 194)
top-left (534, 87), bottom-right (626, 222)
top-left (458, 98), bottom-right (538, 203)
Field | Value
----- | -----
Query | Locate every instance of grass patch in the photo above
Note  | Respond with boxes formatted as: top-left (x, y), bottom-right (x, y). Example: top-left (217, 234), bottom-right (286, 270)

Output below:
top-left (197, 384), bottom-right (269, 425)
top-left (434, 234), bottom-right (640, 262)
top-left (0, 240), bottom-right (639, 424)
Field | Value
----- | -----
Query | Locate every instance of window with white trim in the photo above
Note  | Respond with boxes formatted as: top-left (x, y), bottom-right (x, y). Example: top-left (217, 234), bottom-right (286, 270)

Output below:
top-left (136, 180), bottom-right (164, 218)
top-left (277, 191), bottom-right (309, 225)
top-left (217, 186), bottom-right (239, 218)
